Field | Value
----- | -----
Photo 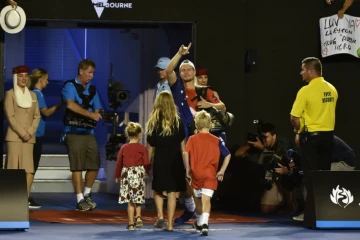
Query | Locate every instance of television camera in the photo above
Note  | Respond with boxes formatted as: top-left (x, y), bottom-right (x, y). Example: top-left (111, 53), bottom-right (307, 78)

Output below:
top-left (258, 150), bottom-right (293, 172)
top-left (258, 148), bottom-right (301, 190)
top-left (105, 64), bottom-right (131, 161)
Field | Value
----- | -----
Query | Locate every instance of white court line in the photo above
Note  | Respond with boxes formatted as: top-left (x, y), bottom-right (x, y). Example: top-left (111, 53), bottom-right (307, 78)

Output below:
top-left (115, 228), bottom-right (233, 232)
top-left (59, 218), bottom-right (76, 221)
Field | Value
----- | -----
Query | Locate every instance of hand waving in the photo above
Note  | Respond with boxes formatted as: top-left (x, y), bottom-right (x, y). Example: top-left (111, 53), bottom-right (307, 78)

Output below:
top-left (178, 43), bottom-right (192, 56)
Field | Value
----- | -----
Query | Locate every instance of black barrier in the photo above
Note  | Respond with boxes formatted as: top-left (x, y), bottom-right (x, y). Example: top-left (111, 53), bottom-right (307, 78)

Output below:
top-left (304, 170), bottom-right (360, 229)
top-left (0, 169), bottom-right (29, 230)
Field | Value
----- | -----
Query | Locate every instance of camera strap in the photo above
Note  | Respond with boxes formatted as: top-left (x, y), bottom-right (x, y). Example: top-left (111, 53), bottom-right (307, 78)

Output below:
top-left (62, 79), bottom-right (98, 129)
top-left (62, 79), bottom-right (96, 109)
top-left (192, 86), bottom-right (209, 102)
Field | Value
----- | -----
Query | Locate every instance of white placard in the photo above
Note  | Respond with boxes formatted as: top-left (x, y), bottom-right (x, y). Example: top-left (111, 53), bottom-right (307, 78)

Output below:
top-left (319, 14), bottom-right (360, 58)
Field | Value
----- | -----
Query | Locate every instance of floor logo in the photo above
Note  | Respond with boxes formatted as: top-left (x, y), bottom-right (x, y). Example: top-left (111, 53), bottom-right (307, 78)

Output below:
top-left (91, 0), bottom-right (133, 18)
top-left (330, 185), bottom-right (354, 208)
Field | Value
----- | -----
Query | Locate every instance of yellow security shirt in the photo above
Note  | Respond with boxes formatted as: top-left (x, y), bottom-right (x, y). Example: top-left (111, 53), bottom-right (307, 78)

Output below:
top-left (290, 77), bottom-right (338, 132)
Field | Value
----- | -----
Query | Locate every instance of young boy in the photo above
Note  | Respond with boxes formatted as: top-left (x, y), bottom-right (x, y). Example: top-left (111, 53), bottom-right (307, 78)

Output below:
top-left (183, 110), bottom-right (231, 236)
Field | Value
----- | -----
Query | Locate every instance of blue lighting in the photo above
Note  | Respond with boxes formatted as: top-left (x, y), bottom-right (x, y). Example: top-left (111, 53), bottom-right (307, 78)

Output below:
top-left (317, 221), bottom-right (360, 228)
top-left (0, 221), bottom-right (29, 230)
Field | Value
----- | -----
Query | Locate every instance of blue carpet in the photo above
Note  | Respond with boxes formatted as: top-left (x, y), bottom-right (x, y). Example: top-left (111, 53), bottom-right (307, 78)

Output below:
top-left (1, 193), bottom-right (360, 240)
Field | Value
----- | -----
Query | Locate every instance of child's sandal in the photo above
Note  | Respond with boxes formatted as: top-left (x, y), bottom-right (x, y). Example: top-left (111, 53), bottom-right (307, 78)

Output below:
top-left (163, 222), bottom-right (173, 232)
top-left (154, 218), bottom-right (165, 228)
top-left (126, 224), bottom-right (135, 230)
top-left (135, 216), bottom-right (143, 228)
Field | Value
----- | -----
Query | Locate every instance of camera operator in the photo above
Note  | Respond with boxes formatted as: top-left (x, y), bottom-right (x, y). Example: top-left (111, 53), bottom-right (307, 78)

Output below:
top-left (62, 59), bottom-right (102, 211)
top-left (235, 122), bottom-right (298, 214)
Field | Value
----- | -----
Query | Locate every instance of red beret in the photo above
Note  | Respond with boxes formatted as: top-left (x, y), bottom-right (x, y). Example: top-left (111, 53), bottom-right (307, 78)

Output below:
top-left (196, 67), bottom-right (208, 76)
top-left (13, 66), bottom-right (30, 74)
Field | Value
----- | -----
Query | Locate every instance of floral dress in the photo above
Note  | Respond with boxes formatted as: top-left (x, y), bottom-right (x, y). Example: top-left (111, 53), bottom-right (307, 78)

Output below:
top-left (114, 142), bottom-right (150, 204)
top-left (119, 165), bottom-right (146, 204)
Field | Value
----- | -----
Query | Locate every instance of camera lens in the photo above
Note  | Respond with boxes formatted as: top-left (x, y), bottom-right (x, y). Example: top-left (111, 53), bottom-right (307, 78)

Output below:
top-left (116, 90), bottom-right (130, 102)
top-left (118, 91), bottom-right (127, 100)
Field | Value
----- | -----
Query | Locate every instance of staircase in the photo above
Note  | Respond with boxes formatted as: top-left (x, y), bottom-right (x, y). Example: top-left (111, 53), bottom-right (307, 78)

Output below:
top-left (2, 154), bottom-right (107, 193)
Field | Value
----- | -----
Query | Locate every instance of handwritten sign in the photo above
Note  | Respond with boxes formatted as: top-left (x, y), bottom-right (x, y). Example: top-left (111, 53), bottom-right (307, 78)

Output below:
top-left (319, 14), bottom-right (360, 58)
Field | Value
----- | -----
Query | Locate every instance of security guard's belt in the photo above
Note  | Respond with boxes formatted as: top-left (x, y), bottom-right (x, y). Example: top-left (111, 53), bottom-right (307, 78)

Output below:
top-left (307, 131), bottom-right (334, 137)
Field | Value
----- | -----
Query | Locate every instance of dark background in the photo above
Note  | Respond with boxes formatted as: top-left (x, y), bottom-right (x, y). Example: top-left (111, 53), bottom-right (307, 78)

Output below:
top-left (1, 0), bottom-right (359, 211)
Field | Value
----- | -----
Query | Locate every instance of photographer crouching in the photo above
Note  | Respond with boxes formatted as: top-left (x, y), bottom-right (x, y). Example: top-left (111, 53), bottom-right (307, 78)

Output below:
top-left (235, 122), bottom-right (299, 214)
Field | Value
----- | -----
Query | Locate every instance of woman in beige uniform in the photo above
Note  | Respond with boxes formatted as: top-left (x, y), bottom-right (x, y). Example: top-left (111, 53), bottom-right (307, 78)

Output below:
top-left (4, 65), bottom-right (40, 202)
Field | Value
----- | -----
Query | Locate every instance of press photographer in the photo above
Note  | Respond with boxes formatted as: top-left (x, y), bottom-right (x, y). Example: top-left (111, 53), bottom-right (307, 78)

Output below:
top-left (234, 122), bottom-right (299, 214)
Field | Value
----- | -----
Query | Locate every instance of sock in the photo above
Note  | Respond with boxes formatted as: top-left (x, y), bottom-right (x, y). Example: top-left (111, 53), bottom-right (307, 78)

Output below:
top-left (184, 197), bottom-right (196, 212)
top-left (196, 213), bottom-right (202, 225)
top-left (84, 187), bottom-right (91, 196)
top-left (77, 193), bottom-right (84, 203)
top-left (202, 212), bottom-right (209, 225)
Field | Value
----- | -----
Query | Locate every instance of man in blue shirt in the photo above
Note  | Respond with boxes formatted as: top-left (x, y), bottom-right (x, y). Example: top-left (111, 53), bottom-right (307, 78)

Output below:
top-left (62, 59), bottom-right (102, 211)
top-left (153, 57), bottom-right (172, 101)
top-left (165, 43), bottom-right (226, 224)
top-left (166, 43), bottom-right (226, 140)
top-left (331, 135), bottom-right (356, 169)
top-left (29, 68), bottom-right (62, 209)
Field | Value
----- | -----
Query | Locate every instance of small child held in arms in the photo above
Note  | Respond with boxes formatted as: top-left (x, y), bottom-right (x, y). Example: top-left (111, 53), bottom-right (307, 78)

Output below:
top-left (183, 110), bottom-right (231, 236)
top-left (115, 122), bottom-right (150, 230)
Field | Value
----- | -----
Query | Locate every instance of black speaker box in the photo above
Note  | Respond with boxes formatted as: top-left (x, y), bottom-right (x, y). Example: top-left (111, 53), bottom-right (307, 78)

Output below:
top-left (0, 169), bottom-right (29, 230)
top-left (304, 170), bottom-right (360, 229)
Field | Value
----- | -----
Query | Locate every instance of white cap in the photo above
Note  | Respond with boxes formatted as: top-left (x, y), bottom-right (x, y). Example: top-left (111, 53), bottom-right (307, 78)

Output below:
top-left (179, 59), bottom-right (195, 71)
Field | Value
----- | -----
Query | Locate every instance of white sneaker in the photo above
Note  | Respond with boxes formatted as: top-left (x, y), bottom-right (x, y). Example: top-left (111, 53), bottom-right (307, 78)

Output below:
top-left (293, 213), bottom-right (304, 221)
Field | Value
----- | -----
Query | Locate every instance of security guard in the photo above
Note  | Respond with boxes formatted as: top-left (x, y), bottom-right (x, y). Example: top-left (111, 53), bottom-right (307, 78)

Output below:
top-left (290, 57), bottom-right (338, 224)
top-left (290, 57), bottom-right (337, 171)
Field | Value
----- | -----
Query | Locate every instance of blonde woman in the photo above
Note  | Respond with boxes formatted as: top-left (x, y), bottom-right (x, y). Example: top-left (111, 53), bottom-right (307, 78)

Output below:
top-left (28, 68), bottom-right (62, 208)
top-left (146, 91), bottom-right (186, 231)
top-left (4, 66), bottom-right (40, 205)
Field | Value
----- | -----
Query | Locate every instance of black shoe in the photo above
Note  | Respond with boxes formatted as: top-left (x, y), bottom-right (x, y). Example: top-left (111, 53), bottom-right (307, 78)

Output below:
top-left (84, 194), bottom-right (97, 209)
top-left (200, 224), bottom-right (209, 236)
top-left (28, 197), bottom-right (41, 209)
top-left (76, 199), bottom-right (92, 211)
top-left (193, 220), bottom-right (202, 231)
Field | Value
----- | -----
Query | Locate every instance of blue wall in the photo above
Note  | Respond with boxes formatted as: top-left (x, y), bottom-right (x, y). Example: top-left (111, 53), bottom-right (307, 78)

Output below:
top-left (5, 28), bottom-right (142, 112)
top-left (3, 24), bottom-right (193, 156)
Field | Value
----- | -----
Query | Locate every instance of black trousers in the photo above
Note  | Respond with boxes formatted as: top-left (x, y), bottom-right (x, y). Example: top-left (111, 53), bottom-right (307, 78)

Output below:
top-left (300, 132), bottom-right (334, 173)
top-left (33, 137), bottom-right (43, 173)
top-left (300, 131), bottom-right (334, 226)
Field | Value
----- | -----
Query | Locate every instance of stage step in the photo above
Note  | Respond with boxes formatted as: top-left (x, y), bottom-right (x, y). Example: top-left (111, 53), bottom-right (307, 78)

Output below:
top-left (34, 167), bottom-right (106, 180)
top-left (32, 179), bottom-right (107, 193)
top-left (38, 154), bottom-right (70, 167)
top-left (3, 154), bottom-right (108, 193)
